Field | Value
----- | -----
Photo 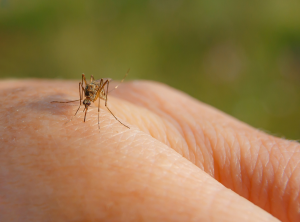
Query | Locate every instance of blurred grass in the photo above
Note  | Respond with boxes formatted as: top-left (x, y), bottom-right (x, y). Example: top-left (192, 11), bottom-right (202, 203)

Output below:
top-left (1, 0), bottom-right (300, 139)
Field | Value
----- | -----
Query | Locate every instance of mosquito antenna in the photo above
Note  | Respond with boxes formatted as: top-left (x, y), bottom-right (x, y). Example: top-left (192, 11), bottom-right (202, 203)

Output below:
top-left (108, 68), bottom-right (130, 93)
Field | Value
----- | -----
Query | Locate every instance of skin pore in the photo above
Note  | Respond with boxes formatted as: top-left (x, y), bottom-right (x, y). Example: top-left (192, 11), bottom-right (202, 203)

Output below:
top-left (0, 80), bottom-right (299, 222)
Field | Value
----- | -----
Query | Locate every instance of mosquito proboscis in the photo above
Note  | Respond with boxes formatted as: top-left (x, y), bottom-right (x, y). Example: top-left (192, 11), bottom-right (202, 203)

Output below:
top-left (51, 69), bottom-right (130, 130)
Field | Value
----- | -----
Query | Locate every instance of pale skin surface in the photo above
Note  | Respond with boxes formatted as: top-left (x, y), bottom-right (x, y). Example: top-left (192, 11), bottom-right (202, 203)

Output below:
top-left (0, 79), bottom-right (299, 222)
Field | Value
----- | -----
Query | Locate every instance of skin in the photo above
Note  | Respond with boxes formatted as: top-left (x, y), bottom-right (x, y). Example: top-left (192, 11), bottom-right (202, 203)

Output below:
top-left (0, 79), bottom-right (299, 222)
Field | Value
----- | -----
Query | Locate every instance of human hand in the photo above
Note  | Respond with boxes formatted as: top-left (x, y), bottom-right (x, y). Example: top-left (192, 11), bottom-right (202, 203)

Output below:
top-left (0, 80), bottom-right (299, 222)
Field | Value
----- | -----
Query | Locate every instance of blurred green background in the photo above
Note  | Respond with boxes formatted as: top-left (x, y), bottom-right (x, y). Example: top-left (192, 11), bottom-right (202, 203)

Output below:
top-left (1, 0), bottom-right (300, 139)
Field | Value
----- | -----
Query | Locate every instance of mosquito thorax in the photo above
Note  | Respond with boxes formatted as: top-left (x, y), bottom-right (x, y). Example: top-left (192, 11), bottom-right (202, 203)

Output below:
top-left (85, 84), bottom-right (98, 98)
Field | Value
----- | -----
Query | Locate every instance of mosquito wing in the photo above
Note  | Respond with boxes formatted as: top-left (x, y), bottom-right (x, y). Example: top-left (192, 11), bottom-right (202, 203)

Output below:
top-left (92, 78), bottom-right (113, 93)
top-left (92, 78), bottom-right (112, 85)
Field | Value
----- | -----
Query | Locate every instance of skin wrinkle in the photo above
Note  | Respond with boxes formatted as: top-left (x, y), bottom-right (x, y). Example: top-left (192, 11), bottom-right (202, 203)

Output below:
top-left (281, 145), bottom-right (300, 190)
top-left (181, 124), bottom-right (197, 165)
top-left (270, 151), bottom-right (287, 220)
top-left (288, 163), bottom-right (300, 221)
top-left (163, 103), bottom-right (209, 171)
top-left (264, 156), bottom-right (274, 212)
top-left (205, 120), bottom-right (222, 180)
top-left (290, 162), bottom-right (300, 203)
top-left (259, 146), bottom-right (272, 210)
top-left (268, 139), bottom-right (281, 201)
top-left (225, 129), bottom-right (239, 194)
top-left (251, 137), bottom-right (273, 213)
top-left (147, 116), bottom-right (167, 145)
top-left (218, 129), bottom-right (235, 190)
top-left (236, 133), bottom-right (252, 198)
top-left (144, 118), bottom-right (161, 140)
top-left (250, 135), bottom-right (265, 203)
top-left (156, 119), bottom-right (170, 147)
top-left (193, 121), bottom-right (211, 172)
top-left (215, 128), bottom-right (226, 177)
top-left (114, 103), bottom-right (149, 133)
top-left (195, 124), bottom-right (207, 170)
top-left (163, 121), bottom-right (186, 156)
top-left (171, 95), bottom-right (211, 169)
top-left (277, 142), bottom-right (293, 216)
top-left (285, 154), bottom-right (300, 221)
top-left (231, 131), bottom-right (244, 195)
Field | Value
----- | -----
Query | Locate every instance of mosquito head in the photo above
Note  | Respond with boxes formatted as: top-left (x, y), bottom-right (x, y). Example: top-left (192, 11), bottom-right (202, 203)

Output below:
top-left (83, 99), bottom-right (91, 108)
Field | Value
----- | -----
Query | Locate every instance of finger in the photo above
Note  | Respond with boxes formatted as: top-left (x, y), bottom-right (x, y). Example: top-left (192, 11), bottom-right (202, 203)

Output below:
top-left (112, 81), bottom-right (300, 222)
top-left (0, 80), bottom-right (278, 222)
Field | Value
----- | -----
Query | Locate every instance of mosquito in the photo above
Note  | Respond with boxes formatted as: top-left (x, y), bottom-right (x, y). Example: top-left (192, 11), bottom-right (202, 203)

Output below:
top-left (51, 69), bottom-right (130, 130)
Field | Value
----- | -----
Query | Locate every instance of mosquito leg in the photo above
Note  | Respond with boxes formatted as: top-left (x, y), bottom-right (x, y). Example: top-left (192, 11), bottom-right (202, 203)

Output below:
top-left (90, 75), bottom-right (95, 82)
top-left (104, 80), bottom-right (130, 129)
top-left (96, 78), bottom-right (104, 130)
top-left (80, 81), bottom-right (85, 102)
top-left (79, 82), bottom-right (82, 105)
top-left (81, 74), bottom-right (87, 106)
top-left (81, 85), bottom-right (85, 100)
top-left (64, 103), bottom-right (81, 125)
top-left (69, 83), bottom-right (82, 121)
top-left (82, 73), bottom-right (87, 86)
top-left (51, 82), bottom-right (83, 104)
top-left (74, 104), bottom-right (81, 117)
top-left (105, 105), bottom-right (130, 129)
top-left (73, 101), bottom-right (82, 117)
top-left (51, 99), bottom-right (80, 103)
top-left (84, 107), bottom-right (88, 122)
top-left (98, 92), bottom-right (100, 130)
